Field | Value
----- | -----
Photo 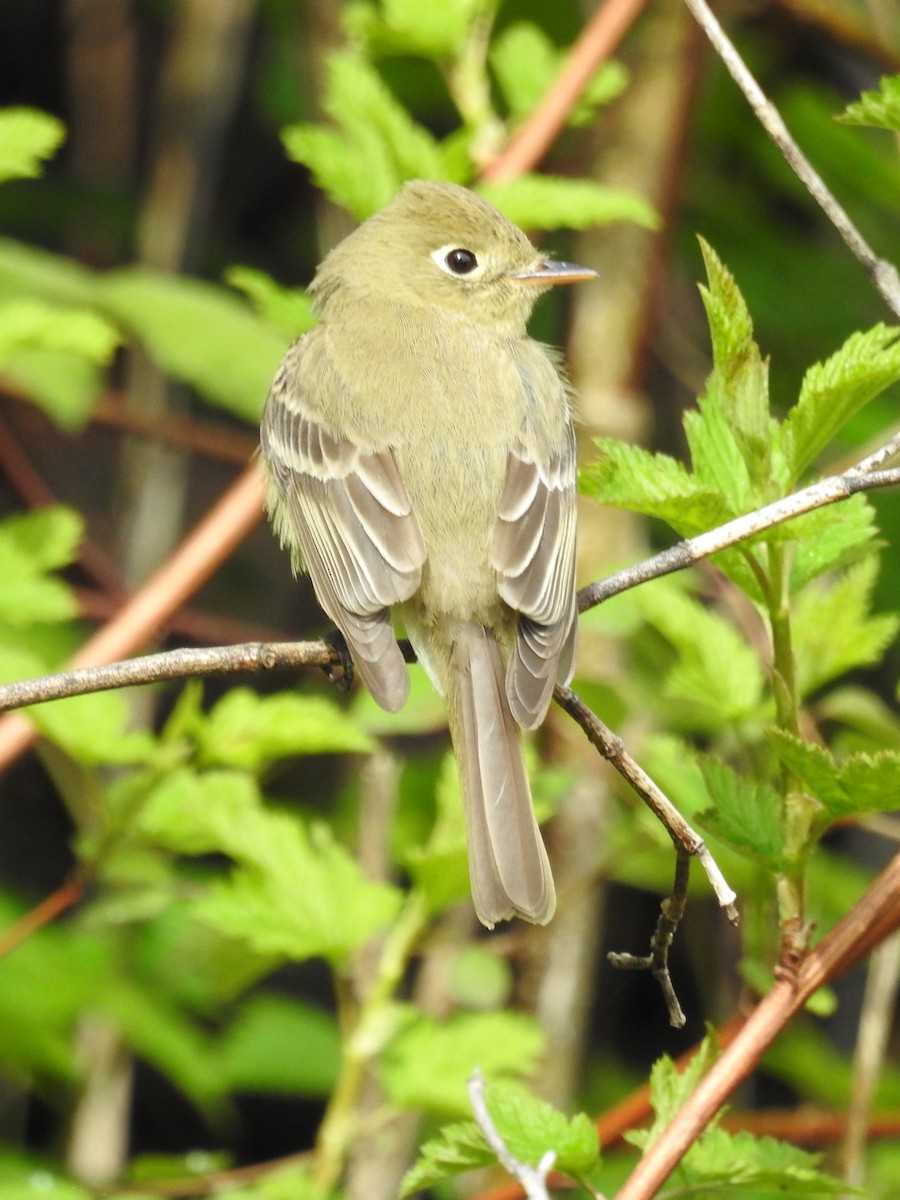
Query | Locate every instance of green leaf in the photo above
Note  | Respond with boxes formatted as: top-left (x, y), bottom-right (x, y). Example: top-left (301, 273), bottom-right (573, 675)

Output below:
top-left (27, 690), bottom-right (157, 766)
top-left (479, 174), bottom-right (657, 232)
top-left (680, 1126), bottom-right (847, 1194)
top-left (345, 0), bottom-right (490, 58)
top-left (195, 688), bottom-right (375, 771)
top-left (139, 769), bottom-right (403, 961)
top-left (768, 729), bottom-right (900, 824)
top-left (839, 74), bottom-right (900, 132)
top-left (0, 237), bottom-right (98, 308)
top-left (785, 494), bottom-right (879, 591)
top-left (0, 107), bottom-right (66, 183)
top-left (581, 438), bottom-right (731, 534)
top-left (98, 268), bottom-right (285, 421)
top-left (381, 1011), bottom-right (544, 1114)
top-left (0, 508), bottom-right (81, 625)
top-left (792, 556), bottom-right (899, 696)
top-left (636, 581), bottom-right (766, 725)
top-left (2, 348), bottom-right (105, 428)
top-left (695, 758), bottom-right (785, 869)
top-left (401, 1080), bottom-right (599, 1196)
top-left (490, 23), bottom-right (628, 126)
top-left (684, 388), bottom-right (757, 515)
top-left (404, 753), bottom-right (470, 914)
top-left (224, 266), bottom-right (316, 340)
top-left (630, 1035), bottom-right (719, 1148)
top-left (283, 54), bottom-right (445, 220)
top-left (219, 994), bottom-right (340, 1095)
top-left (697, 240), bottom-right (775, 492)
top-left (780, 324), bottom-right (900, 479)
top-left (0, 299), bottom-right (119, 367)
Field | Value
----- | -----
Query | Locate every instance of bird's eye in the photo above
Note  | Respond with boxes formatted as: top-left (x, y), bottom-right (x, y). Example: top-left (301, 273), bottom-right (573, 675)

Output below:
top-left (445, 248), bottom-right (478, 275)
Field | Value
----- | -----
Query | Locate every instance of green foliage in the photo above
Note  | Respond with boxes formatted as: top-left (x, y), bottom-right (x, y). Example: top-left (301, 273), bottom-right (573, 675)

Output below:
top-left (629, 1039), bottom-right (847, 1195)
top-left (283, 52), bottom-right (449, 220)
top-left (0, 107), bottom-right (65, 182)
top-left (225, 266), bottom-right (317, 340)
top-left (380, 1011), bottom-right (544, 1114)
top-left (839, 74), bottom-right (900, 132)
top-left (479, 173), bottom-right (658, 231)
top-left (187, 687), bottom-right (375, 770)
top-left (219, 993), bottom-right (340, 1095)
top-left (490, 21), bottom-right (628, 125)
top-left (401, 1079), bottom-right (601, 1195)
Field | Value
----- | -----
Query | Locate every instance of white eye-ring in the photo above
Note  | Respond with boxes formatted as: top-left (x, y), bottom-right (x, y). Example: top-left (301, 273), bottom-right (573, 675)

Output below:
top-left (431, 244), bottom-right (483, 278)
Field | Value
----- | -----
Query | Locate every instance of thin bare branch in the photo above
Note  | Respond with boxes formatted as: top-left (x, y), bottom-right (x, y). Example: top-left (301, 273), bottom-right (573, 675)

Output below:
top-left (579, 464), bottom-right (900, 612)
top-left (0, 641), bottom-right (336, 714)
top-left (683, 0), bottom-right (900, 319)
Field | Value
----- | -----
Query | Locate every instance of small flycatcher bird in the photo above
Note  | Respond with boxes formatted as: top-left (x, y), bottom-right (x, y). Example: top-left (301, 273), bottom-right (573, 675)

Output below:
top-left (261, 180), bottom-right (596, 927)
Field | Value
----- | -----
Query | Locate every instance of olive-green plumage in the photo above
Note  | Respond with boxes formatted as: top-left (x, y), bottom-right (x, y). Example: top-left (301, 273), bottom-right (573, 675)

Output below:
top-left (261, 180), bottom-right (595, 927)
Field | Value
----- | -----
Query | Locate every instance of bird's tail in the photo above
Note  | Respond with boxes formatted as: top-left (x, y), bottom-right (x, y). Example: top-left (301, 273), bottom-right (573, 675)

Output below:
top-left (446, 623), bottom-right (556, 928)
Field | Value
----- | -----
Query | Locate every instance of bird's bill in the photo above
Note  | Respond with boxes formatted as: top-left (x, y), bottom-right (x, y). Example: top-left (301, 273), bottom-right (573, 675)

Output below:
top-left (513, 259), bottom-right (598, 285)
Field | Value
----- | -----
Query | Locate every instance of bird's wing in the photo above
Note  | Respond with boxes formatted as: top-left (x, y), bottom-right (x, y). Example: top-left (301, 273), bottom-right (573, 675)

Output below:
top-left (261, 348), bottom-right (426, 712)
top-left (491, 420), bottom-right (578, 730)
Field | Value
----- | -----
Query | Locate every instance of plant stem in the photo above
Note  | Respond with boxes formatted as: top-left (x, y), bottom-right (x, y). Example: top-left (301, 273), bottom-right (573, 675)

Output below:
top-left (313, 893), bottom-right (428, 1192)
top-left (766, 542), bottom-right (809, 958)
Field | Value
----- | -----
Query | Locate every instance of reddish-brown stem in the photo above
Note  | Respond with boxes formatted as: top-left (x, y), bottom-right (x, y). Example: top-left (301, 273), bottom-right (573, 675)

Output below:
top-left (0, 462), bottom-right (266, 773)
top-left (481, 0), bottom-right (651, 184)
top-left (615, 851), bottom-right (900, 1200)
top-left (0, 875), bottom-right (85, 960)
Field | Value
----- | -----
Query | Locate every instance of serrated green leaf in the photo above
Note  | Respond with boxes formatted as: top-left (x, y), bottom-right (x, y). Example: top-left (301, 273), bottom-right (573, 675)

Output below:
top-left (401, 1119), bottom-right (493, 1196)
top-left (490, 23), bottom-right (627, 127)
top-left (98, 268), bottom-right (285, 421)
top-left (634, 1036), bottom-right (718, 1147)
top-left (195, 688), bottom-right (375, 771)
top-left (225, 266), bottom-right (315, 340)
top-left (636, 582), bottom-right (766, 725)
top-left (479, 174), bottom-right (657, 232)
top-left (697, 240), bottom-right (774, 490)
top-left (696, 758), bottom-right (785, 868)
top-left (839, 74), bottom-right (900, 132)
top-left (0, 107), bottom-right (66, 183)
top-left (684, 388), bottom-right (757, 514)
top-left (784, 494), bottom-right (880, 591)
top-left (219, 994), bottom-right (339, 1095)
top-left (580, 438), bottom-right (731, 534)
top-left (141, 770), bottom-right (402, 960)
top-left (780, 324), bottom-right (900, 479)
top-left (27, 690), bottom-right (157, 766)
top-left (792, 556), bottom-right (899, 696)
top-left (380, 1012), bottom-right (544, 1114)
top-left (284, 54), bottom-right (445, 220)
top-left (680, 1126), bottom-right (847, 1193)
top-left (768, 728), bottom-right (900, 824)
top-left (401, 1080), bottom-right (599, 1196)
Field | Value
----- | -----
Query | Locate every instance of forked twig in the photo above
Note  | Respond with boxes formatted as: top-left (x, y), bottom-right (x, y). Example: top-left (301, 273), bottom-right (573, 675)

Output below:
top-left (555, 686), bottom-right (736, 1026)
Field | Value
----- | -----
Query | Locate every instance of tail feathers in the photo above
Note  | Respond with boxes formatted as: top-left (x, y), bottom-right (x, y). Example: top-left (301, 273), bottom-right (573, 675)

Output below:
top-left (450, 625), bottom-right (556, 928)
